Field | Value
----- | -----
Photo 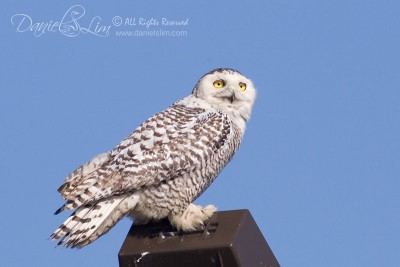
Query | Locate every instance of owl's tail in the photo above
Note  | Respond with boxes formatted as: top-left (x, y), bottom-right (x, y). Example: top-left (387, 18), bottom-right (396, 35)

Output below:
top-left (50, 193), bottom-right (139, 248)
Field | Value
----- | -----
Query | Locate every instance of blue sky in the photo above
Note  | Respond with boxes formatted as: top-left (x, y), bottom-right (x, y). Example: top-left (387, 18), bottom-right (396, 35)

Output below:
top-left (1, 1), bottom-right (399, 266)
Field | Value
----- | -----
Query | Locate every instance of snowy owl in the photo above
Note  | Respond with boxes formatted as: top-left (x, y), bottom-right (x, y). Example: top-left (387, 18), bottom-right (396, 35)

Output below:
top-left (51, 68), bottom-right (256, 248)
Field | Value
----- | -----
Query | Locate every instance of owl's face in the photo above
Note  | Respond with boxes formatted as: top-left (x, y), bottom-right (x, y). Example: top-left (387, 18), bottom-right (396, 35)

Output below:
top-left (193, 68), bottom-right (256, 121)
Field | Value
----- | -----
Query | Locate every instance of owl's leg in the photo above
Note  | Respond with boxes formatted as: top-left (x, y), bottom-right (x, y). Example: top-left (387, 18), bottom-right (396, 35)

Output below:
top-left (168, 203), bottom-right (217, 231)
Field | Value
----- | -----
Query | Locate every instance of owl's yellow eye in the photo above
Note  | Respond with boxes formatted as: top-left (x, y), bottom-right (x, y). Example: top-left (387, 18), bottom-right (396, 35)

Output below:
top-left (239, 82), bottom-right (247, 91)
top-left (213, 80), bottom-right (225, 88)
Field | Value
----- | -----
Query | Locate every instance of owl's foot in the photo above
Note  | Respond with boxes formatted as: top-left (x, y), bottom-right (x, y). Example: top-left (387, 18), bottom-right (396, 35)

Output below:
top-left (169, 204), bottom-right (217, 231)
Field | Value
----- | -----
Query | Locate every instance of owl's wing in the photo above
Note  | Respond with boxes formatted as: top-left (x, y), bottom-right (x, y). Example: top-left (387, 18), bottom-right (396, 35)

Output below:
top-left (56, 104), bottom-right (233, 212)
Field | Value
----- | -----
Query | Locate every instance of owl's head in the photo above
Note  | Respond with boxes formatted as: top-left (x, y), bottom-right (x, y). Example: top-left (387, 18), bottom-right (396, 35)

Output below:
top-left (192, 68), bottom-right (256, 122)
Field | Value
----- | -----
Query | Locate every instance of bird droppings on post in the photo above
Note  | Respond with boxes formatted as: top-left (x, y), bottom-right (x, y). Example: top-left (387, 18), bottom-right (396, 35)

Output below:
top-left (135, 252), bottom-right (150, 263)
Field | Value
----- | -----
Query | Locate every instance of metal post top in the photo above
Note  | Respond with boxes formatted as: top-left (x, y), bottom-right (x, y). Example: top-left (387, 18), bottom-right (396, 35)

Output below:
top-left (118, 209), bottom-right (280, 267)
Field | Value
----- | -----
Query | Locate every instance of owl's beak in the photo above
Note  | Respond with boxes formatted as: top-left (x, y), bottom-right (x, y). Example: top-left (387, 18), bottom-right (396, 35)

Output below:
top-left (228, 92), bottom-right (235, 103)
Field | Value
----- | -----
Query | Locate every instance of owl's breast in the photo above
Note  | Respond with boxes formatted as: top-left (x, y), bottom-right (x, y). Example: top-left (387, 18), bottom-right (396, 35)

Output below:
top-left (131, 122), bottom-right (242, 221)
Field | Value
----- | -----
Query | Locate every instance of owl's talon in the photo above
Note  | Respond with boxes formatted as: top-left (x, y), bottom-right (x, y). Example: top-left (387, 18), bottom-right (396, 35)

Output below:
top-left (169, 204), bottom-right (217, 231)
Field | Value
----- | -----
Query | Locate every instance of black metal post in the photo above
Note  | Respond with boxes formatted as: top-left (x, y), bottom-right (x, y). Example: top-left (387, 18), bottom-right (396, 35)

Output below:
top-left (118, 209), bottom-right (279, 267)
